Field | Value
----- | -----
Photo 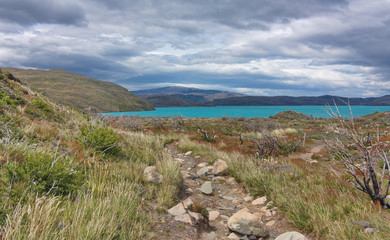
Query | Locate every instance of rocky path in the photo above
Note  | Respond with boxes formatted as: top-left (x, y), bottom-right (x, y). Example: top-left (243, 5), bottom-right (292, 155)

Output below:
top-left (149, 144), bottom-right (309, 240)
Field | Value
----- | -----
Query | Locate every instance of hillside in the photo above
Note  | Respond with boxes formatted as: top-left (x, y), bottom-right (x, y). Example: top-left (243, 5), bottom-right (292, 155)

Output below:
top-left (132, 86), bottom-right (244, 106)
top-left (5, 68), bottom-right (154, 113)
top-left (142, 95), bottom-right (191, 107)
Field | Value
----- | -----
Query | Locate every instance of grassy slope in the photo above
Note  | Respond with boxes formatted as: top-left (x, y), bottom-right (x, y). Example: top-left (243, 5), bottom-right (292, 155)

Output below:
top-left (5, 68), bottom-right (154, 113)
top-left (0, 69), bottom-right (180, 239)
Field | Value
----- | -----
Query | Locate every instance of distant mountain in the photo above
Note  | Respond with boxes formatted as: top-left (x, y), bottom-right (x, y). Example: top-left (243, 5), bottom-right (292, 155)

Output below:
top-left (210, 95), bottom-right (390, 106)
top-left (132, 86), bottom-right (245, 106)
top-left (142, 95), bottom-right (191, 107)
top-left (6, 68), bottom-right (154, 113)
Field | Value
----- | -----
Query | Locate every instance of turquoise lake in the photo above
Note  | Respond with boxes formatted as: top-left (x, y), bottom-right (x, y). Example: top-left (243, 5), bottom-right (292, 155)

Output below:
top-left (101, 105), bottom-right (390, 118)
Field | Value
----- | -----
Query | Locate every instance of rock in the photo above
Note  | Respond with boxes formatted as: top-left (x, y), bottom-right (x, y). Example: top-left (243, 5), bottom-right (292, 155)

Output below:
top-left (264, 210), bottom-right (272, 217)
top-left (248, 235), bottom-right (257, 240)
top-left (185, 151), bottom-right (193, 156)
top-left (209, 210), bottom-right (220, 221)
top-left (253, 212), bottom-right (263, 219)
top-left (198, 162), bottom-right (207, 168)
top-left (226, 177), bottom-right (236, 184)
top-left (244, 194), bottom-right (253, 202)
top-left (266, 220), bottom-right (276, 226)
top-left (175, 213), bottom-right (193, 224)
top-left (352, 220), bottom-right (371, 229)
top-left (227, 209), bottom-right (268, 237)
top-left (212, 159), bottom-right (229, 176)
top-left (227, 232), bottom-right (242, 239)
top-left (206, 232), bottom-right (218, 240)
top-left (233, 199), bottom-right (241, 204)
top-left (200, 181), bottom-right (213, 195)
top-left (240, 235), bottom-right (249, 240)
top-left (275, 232), bottom-right (308, 240)
top-left (189, 211), bottom-right (204, 221)
top-left (252, 196), bottom-right (267, 206)
top-left (174, 158), bottom-right (184, 163)
top-left (143, 166), bottom-right (163, 184)
top-left (364, 228), bottom-right (374, 234)
top-left (168, 202), bottom-right (186, 216)
top-left (197, 166), bottom-right (209, 176)
top-left (183, 197), bottom-right (193, 208)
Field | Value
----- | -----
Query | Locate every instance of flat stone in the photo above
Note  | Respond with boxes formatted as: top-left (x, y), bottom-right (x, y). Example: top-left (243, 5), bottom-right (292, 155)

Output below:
top-left (168, 202), bottom-right (186, 216)
top-left (227, 232), bottom-right (242, 239)
top-left (352, 220), bottom-right (371, 229)
top-left (206, 232), bottom-right (218, 240)
top-left (227, 209), bottom-right (268, 237)
top-left (212, 159), bottom-right (229, 176)
top-left (183, 197), bottom-right (193, 208)
top-left (198, 162), bottom-right (207, 168)
top-left (197, 166), bottom-right (209, 176)
top-left (266, 220), bottom-right (276, 226)
top-left (253, 212), bottom-right (263, 219)
top-left (252, 196), bottom-right (267, 206)
top-left (189, 211), bottom-right (204, 221)
top-left (200, 181), bottom-right (213, 195)
top-left (185, 151), bottom-right (193, 156)
top-left (143, 166), bottom-right (163, 184)
top-left (174, 158), bottom-right (185, 163)
top-left (275, 232), bottom-right (308, 240)
top-left (174, 213), bottom-right (193, 224)
top-left (364, 228), bottom-right (374, 234)
top-left (209, 210), bottom-right (220, 221)
top-left (264, 210), bottom-right (272, 217)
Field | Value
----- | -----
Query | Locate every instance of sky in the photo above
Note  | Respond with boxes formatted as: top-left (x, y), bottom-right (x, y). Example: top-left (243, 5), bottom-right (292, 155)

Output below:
top-left (0, 0), bottom-right (390, 97)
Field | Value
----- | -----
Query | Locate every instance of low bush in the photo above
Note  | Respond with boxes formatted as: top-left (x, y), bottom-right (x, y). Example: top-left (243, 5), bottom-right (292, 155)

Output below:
top-left (79, 124), bottom-right (121, 155)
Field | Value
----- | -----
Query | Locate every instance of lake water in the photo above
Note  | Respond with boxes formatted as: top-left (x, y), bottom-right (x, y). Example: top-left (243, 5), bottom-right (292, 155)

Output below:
top-left (101, 105), bottom-right (390, 118)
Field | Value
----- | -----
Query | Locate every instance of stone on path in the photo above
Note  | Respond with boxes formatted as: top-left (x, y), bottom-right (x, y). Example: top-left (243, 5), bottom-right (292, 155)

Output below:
top-left (227, 232), bottom-right (242, 239)
top-left (168, 202), bottom-right (186, 216)
top-left (200, 181), bottom-right (213, 195)
top-left (266, 220), bottom-right (276, 226)
top-left (252, 196), bottom-right (267, 206)
top-left (183, 197), bottom-right (193, 208)
top-left (143, 166), bottom-right (163, 184)
top-left (197, 166), bottom-right (209, 176)
top-left (212, 159), bottom-right (229, 176)
top-left (189, 211), bottom-right (203, 221)
top-left (197, 162), bottom-right (207, 168)
top-left (175, 213), bottom-right (193, 224)
top-left (227, 209), bottom-right (268, 237)
top-left (274, 232), bottom-right (308, 240)
top-left (185, 151), bottom-right (193, 156)
top-left (208, 210), bottom-right (220, 221)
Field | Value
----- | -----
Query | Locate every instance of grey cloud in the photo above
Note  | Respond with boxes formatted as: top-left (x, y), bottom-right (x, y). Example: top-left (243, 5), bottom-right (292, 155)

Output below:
top-left (0, 0), bottom-right (86, 25)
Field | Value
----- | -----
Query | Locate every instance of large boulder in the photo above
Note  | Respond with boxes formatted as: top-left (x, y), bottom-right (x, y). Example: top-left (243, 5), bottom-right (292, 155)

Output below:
top-left (274, 232), bottom-right (308, 240)
top-left (227, 209), bottom-right (268, 237)
top-left (212, 159), bottom-right (229, 176)
top-left (143, 166), bottom-right (163, 184)
top-left (384, 195), bottom-right (390, 208)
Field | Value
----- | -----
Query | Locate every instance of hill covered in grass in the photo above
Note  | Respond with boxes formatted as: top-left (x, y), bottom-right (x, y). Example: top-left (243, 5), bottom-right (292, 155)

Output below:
top-left (5, 68), bottom-right (154, 113)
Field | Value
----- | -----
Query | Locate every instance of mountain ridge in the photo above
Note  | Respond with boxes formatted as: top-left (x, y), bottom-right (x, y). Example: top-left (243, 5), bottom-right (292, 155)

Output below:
top-left (5, 68), bottom-right (154, 113)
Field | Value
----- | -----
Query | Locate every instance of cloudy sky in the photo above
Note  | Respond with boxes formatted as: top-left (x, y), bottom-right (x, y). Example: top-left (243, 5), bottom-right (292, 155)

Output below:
top-left (0, 0), bottom-right (389, 97)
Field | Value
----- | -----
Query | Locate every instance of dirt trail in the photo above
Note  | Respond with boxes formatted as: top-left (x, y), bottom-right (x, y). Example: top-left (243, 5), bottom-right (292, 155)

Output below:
top-left (151, 144), bottom-right (309, 240)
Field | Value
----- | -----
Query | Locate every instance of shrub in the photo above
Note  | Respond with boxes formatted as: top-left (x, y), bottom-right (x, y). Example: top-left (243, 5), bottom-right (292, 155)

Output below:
top-left (1, 151), bottom-right (84, 197)
top-left (79, 124), bottom-right (121, 155)
top-left (25, 98), bottom-right (55, 120)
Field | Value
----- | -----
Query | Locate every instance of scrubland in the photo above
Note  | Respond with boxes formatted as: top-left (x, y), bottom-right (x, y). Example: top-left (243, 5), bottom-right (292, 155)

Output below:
top-left (1, 69), bottom-right (390, 239)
